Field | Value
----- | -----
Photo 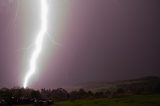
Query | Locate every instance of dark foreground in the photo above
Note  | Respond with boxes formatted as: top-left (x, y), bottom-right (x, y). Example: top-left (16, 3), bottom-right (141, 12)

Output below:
top-left (14, 94), bottom-right (160, 106)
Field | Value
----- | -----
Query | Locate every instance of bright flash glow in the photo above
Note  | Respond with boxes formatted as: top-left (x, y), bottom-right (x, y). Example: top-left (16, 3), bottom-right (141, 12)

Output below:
top-left (23, 0), bottom-right (48, 88)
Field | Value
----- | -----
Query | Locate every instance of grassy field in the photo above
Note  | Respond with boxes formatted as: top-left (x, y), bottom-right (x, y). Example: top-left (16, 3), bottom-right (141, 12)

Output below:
top-left (14, 94), bottom-right (160, 106)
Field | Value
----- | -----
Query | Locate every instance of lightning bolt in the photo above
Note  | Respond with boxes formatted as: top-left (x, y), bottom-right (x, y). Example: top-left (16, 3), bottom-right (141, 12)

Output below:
top-left (23, 0), bottom-right (48, 88)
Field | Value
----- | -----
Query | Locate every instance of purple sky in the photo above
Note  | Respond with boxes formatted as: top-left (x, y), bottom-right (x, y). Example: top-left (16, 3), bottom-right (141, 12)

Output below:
top-left (0, 0), bottom-right (21, 87)
top-left (0, 0), bottom-right (160, 89)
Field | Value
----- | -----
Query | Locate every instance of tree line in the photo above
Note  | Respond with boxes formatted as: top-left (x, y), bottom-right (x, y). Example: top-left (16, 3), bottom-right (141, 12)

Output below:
top-left (0, 76), bottom-right (160, 105)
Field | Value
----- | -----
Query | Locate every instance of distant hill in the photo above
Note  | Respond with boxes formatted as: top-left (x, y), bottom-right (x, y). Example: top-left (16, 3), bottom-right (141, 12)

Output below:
top-left (65, 76), bottom-right (160, 93)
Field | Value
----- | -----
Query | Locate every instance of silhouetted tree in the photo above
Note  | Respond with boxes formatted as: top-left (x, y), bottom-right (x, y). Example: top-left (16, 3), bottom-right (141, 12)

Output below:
top-left (31, 90), bottom-right (41, 99)
top-left (51, 88), bottom-right (68, 101)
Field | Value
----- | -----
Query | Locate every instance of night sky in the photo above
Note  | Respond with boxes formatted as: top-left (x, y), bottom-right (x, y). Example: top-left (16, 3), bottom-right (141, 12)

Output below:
top-left (0, 0), bottom-right (160, 89)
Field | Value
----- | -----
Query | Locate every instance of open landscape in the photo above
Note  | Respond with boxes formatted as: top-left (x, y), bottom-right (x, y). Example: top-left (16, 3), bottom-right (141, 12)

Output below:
top-left (56, 94), bottom-right (160, 106)
top-left (0, 76), bottom-right (160, 106)
top-left (12, 94), bottom-right (160, 106)
top-left (0, 0), bottom-right (159, 106)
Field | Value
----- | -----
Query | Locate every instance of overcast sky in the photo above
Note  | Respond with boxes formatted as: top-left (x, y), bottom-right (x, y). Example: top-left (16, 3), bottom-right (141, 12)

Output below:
top-left (0, 0), bottom-right (159, 89)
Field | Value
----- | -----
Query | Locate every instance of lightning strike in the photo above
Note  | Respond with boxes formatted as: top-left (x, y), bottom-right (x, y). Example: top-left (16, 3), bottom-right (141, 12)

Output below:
top-left (23, 0), bottom-right (48, 88)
